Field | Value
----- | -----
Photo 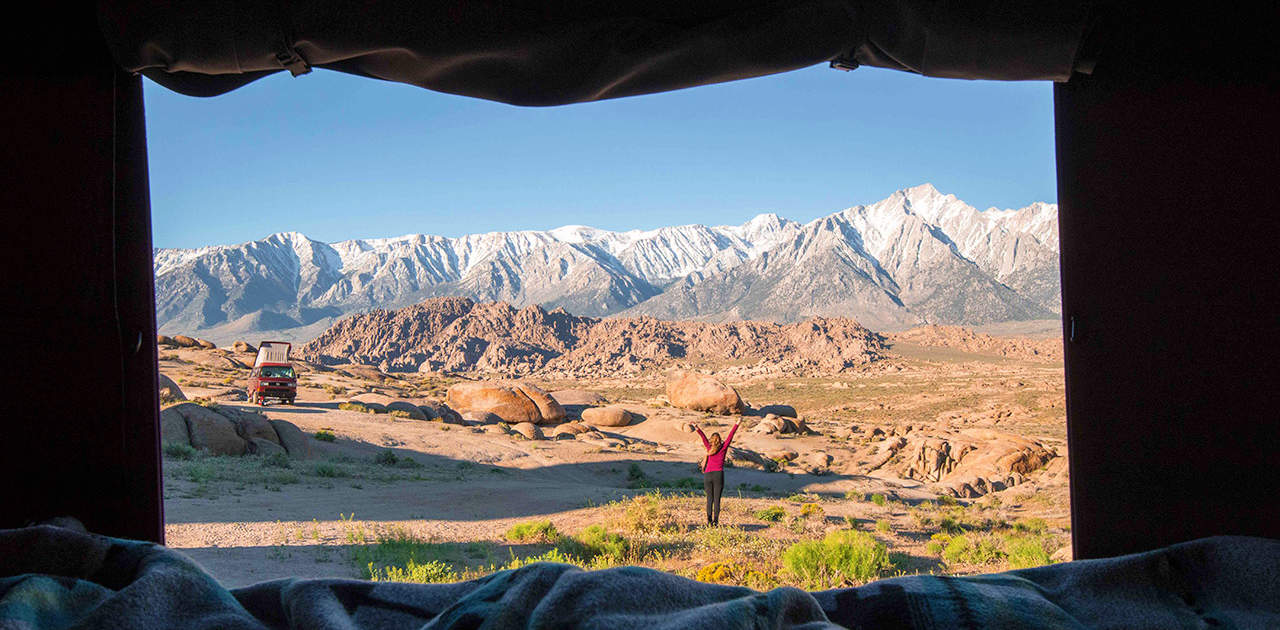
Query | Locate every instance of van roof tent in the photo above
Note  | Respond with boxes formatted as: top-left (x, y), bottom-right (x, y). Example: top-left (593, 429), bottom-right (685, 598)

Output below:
top-left (1, 2), bottom-right (1276, 552)
top-left (253, 342), bottom-right (292, 368)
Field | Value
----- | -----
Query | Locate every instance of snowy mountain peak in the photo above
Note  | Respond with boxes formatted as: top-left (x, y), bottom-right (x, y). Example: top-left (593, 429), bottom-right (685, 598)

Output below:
top-left (153, 185), bottom-right (1059, 337)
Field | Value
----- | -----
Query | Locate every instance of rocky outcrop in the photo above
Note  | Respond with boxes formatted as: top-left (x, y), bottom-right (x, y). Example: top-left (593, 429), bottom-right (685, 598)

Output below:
top-left (172, 335), bottom-right (199, 348)
top-left (446, 381), bottom-right (564, 424)
top-left (581, 406), bottom-right (634, 427)
top-left (158, 373), bottom-right (186, 401)
top-left (160, 403), bottom-right (308, 458)
top-left (750, 414), bottom-right (805, 435)
top-left (416, 400), bottom-right (462, 423)
top-left (510, 422), bottom-right (543, 440)
top-left (386, 400), bottom-right (428, 420)
top-left (666, 371), bottom-right (744, 414)
top-left (232, 341), bottom-right (257, 354)
top-left (300, 298), bottom-right (886, 377)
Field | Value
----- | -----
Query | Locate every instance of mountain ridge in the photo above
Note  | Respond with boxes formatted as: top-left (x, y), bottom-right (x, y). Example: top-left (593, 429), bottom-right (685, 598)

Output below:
top-left (155, 184), bottom-right (1060, 337)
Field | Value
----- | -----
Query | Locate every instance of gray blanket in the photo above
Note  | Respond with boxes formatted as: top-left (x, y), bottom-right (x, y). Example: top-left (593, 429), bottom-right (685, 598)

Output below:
top-left (0, 526), bottom-right (1276, 629)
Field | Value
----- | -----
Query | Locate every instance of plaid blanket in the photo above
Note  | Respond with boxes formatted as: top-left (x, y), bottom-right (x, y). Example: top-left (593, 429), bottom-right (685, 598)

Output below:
top-left (0, 525), bottom-right (1276, 629)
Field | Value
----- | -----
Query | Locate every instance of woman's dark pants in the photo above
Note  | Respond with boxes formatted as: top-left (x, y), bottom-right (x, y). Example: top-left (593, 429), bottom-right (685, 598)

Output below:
top-left (703, 470), bottom-right (724, 525)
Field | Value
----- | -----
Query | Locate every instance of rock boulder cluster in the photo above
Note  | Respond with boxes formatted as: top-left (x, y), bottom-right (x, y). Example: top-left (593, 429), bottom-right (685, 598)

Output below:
top-left (161, 402), bottom-right (309, 458)
top-left (300, 297), bottom-right (885, 376)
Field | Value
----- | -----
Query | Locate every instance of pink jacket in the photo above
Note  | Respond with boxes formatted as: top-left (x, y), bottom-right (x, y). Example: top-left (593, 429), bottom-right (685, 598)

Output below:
top-left (695, 424), bottom-right (738, 473)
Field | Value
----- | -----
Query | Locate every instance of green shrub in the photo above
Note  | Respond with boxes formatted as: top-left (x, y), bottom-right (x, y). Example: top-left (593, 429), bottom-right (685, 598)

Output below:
top-left (389, 409), bottom-right (412, 418)
top-left (339, 402), bottom-right (370, 413)
top-left (313, 462), bottom-right (349, 478)
top-left (369, 559), bottom-right (458, 583)
top-left (875, 519), bottom-right (891, 533)
top-left (926, 533), bottom-right (951, 556)
top-left (869, 493), bottom-right (888, 507)
top-left (314, 430), bottom-right (337, 442)
top-left (263, 451), bottom-right (291, 468)
top-left (163, 443), bottom-right (197, 460)
top-left (1003, 533), bottom-right (1052, 569)
top-left (936, 494), bottom-right (958, 506)
top-left (1013, 518), bottom-right (1049, 535)
top-left (569, 525), bottom-right (629, 563)
top-left (942, 533), bottom-right (1005, 565)
top-left (782, 530), bottom-right (893, 588)
top-left (373, 450), bottom-right (400, 466)
top-left (755, 506), bottom-right (786, 522)
top-left (505, 520), bottom-right (559, 543)
top-left (799, 503), bottom-right (824, 519)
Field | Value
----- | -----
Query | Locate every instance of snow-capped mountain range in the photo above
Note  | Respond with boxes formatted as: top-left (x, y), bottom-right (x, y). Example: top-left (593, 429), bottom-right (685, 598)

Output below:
top-left (154, 184), bottom-right (1060, 338)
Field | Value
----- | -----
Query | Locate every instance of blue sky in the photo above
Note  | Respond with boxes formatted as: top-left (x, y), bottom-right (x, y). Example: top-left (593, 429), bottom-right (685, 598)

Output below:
top-left (144, 65), bottom-right (1056, 249)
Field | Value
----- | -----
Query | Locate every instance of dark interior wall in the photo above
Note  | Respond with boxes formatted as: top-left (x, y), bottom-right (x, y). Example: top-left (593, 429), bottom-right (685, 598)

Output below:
top-left (0, 21), bottom-right (162, 541)
top-left (1055, 58), bottom-right (1280, 556)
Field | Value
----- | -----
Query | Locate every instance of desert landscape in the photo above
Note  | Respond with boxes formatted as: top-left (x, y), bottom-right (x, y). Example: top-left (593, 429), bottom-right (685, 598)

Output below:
top-left (156, 298), bottom-right (1069, 590)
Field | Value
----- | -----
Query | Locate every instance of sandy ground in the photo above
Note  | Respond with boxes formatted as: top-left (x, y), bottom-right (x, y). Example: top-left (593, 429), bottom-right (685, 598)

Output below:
top-left (160, 341), bottom-right (1069, 587)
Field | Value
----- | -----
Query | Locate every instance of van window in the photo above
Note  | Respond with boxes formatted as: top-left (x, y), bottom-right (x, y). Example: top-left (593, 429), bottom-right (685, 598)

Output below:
top-left (260, 365), bottom-right (294, 379)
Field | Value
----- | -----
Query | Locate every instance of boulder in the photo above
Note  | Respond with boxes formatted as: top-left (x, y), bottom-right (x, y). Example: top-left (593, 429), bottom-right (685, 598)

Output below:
top-left (269, 419), bottom-right (310, 458)
top-left (755, 404), bottom-right (797, 418)
top-left (157, 373), bottom-right (186, 401)
top-left (157, 334), bottom-right (176, 347)
top-left (514, 383), bottom-right (566, 424)
top-left (766, 450), bottom-right (798, 463)
top-left (172, 335), bottom-right (199, 348)
top-left (511, 422), bottom-right (543, 440)
top-left (726, 446), bottom-right (775, 471)
top-left (801, 452), bottom-right (833, 475)
top-left (159, 406), bottom-right (190, 446)
top-left (417, 400), bottom-right (462, 423)
top-left (446, 381), bottom-right (564, 424)
top-left (549, 426), bottom-right (579, 440)
top-left (676, 421), bottom-right (696, 433)
top-left (196, 338), bottom-right (217, 349)
top-left (666, 371), bottom-right (744, 414)
top-left (581, 406), bottom-right (634, 428)
top-left (550, 389), bottom-right (608, 418)
top-left (246, 437), bottom-right (287, 458)
top-left (480, 424), bottom-right (508, 435)
top-left (228, 410), bottom-right (279, 444)
top-left (386, 400), bottom-right (428, 420)
top-left (462, 410), bottom-right (503, 424)
top-left (232, 341), bottom-right (257, 354)
top-left (173, 404), bottom-right (246, 456)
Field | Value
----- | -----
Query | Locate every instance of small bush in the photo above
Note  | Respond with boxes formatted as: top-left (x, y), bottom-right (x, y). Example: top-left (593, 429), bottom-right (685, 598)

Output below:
top-left (786, 516), bottom-right (807, 534)
top-left (782, 530), bottom-right (893, 589)
top-left (925, 533), bottom-right (951, 556)
top-left (339, 402), bottom-right (371, 413)
top-left (869, 493), bottom-right (888, 507)
top-left (1013, 518), bottom-right (1049, 535)
top-left (163, 443), bottom-right (197, 460)
top-left (755, 506), bottom-right (786, 522)
top-left (373, 450), bottom-right (400, 466)
top-left (370, 559), bottom-right (457, 583)
top-left (313, 462), bottom-right (349, 478)
top-left (621, 494), bottom-right (673, 534)
top-left (570, 525), bottom-right (629, 563)
top-left (505, 520), bottom-right (559, 543)
top-left (799, 503), bottom-right (824, 519)
top-left (936, 494), bottom-right (958, 506)
top-left (1003, 533), bottom-right (1053, 569)
top-left (942, 533), bottom-right (1004, 565)
top-left (263, 451), bottom-right (291, 468)
top-left (695, 561), bottom-right (750, 584)
top-left (314, 430), bottom-right (337, 442)
top-left (875, 519), bottom-right (891, 533)
top-left (389, 409), bottom-right (413, 418)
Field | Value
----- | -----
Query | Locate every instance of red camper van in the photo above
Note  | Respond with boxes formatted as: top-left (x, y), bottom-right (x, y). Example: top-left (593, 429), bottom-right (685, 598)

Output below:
top-left (248, 341), bottom-right (296, 405)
